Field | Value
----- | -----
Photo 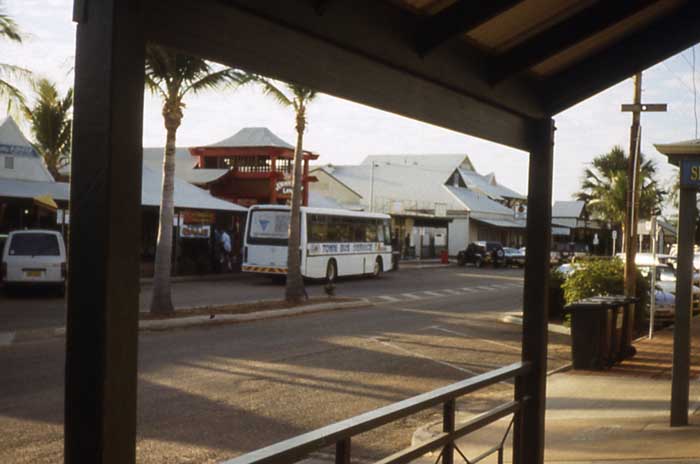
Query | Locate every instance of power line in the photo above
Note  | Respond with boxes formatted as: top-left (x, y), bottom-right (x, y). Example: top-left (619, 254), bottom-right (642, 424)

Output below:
top-left (661, 61), bottom-right (695, 96)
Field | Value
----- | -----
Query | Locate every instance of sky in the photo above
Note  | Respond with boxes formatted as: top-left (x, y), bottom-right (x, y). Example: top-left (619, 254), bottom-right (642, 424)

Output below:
top-left (3, 0), bottom-right (700, 204)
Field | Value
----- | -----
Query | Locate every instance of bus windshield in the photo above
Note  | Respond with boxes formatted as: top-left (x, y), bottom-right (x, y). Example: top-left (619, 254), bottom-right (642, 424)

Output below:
top-left (247, 209), bottom-right (290, 245)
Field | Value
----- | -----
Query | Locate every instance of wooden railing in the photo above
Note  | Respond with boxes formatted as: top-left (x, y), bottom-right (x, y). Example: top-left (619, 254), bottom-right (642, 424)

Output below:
top-left (222, 361), bottom-right (531, 464)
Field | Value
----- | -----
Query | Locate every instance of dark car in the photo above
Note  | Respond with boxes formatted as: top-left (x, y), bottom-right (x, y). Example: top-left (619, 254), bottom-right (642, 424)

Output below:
top-left (457, 241), bottom-right (506, 268)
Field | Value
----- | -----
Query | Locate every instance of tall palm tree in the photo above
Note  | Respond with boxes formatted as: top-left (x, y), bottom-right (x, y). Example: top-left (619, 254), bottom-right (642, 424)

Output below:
top-left (22, 78), bottom-right (73, 180)
top-left (145, 45), bottom-right (250, 314)
top-left (254, 79), bottom-right (318, 303)
top-left (576, 145), bottom-right (664, 245)
top-left (0, 3), bottom-right (30, 114)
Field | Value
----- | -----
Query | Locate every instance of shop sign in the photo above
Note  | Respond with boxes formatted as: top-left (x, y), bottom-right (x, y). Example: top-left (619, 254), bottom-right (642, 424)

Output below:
top-left (275, 175), bottom-right (293, 195)
top-left (0, 144), bottom-right (33, 156)
top-left (680, 159), bottom-right (700, 189)
top-left (182, 210), bottom-right (215, 224)
top-left (180, 224), bottom-right (211, 239)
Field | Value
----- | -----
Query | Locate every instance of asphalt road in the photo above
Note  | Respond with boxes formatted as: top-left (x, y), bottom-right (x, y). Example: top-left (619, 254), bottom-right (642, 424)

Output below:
top-left (3, 264), bottom-right (520, 331)
top-left (0, 266), bottom-right (571, 463)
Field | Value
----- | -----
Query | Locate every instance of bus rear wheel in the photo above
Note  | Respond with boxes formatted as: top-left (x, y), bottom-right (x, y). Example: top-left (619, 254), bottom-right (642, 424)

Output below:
top-left (372, 257), bottom-right (383, 278)
top-left (326, 260), bottom-right (337, 283)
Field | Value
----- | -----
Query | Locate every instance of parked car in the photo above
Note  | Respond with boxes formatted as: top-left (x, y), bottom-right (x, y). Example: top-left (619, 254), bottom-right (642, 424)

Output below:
top-left (503, 247), bottom-right (525, 267)
top-left (1, 230), bottom-right (67, 294)
top-left (457, 241), bottom-right (506, 268)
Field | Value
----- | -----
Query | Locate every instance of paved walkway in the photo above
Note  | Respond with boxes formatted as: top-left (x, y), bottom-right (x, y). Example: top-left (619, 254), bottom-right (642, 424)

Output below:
top-left (417, 318), bottom-right (700, 463)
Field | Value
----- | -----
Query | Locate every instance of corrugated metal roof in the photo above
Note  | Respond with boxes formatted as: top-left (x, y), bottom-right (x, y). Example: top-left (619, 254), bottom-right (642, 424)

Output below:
top-left (324, 163), bottom-right (463, 211)
top-left (470, 214), bottom-right (526, 229)
top-left (0, 178), bottom-right (70, 201)
top-left (142, 147), bottom-right (228, 185)
top-left (444, 185), bottom-right (515, 215)
top-left (141, 164), bottom-right (246, 212)
top-left (552, 200), bottom-right (585, 218)
top-left (458, 168), bottom-right (525, 200)
top-left (0, 168), bottom-right (245, 212)
top-left (143, 147), bottom-right (199, 169)
top-left (362, 153), bottom-right (473, 171)
top-left (208, 127), bottom-right (293, 148)
top-left (0, 117), bottom-right (54, 182)
top-left (0, 117), bottom-right (35, 152)
top-left (307, 191), bottom-right (363, 210)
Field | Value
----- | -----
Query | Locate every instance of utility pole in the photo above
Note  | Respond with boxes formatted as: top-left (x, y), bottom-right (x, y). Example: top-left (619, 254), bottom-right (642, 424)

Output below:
top-left (621, 72), bottom-right (667, 352)
top-left (369, 161), bottom-right (376, 212)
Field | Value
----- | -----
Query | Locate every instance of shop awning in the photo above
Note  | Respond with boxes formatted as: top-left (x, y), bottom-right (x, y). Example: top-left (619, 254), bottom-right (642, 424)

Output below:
top-left (471, 216), bottom-right (526, 229)
top-left (34, 194), bottom-right (58, 211)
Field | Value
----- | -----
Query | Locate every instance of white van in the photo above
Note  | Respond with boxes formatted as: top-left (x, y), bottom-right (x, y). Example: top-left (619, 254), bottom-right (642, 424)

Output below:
top-left (1, 230), bottom-right (67, 293)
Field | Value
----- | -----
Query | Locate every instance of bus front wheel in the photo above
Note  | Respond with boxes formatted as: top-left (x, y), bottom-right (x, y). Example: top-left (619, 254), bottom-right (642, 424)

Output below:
top-left (326, 260), bottom-right (337, 283)
top-left (372, 257), bottom-right (383, 278)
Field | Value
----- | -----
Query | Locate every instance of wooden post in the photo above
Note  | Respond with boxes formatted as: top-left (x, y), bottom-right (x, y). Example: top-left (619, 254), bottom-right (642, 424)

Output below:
top-left (520, 118), bottom-right (554, 464)
top-left (671, 186), bottom-right (695, 426)
top-left (66, 1), bottom-right (145, 463)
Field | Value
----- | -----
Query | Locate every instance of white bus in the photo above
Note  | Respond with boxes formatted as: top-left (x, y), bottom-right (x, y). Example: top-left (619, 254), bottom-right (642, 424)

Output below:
top-left (242, 205), bottom-right (393, 281)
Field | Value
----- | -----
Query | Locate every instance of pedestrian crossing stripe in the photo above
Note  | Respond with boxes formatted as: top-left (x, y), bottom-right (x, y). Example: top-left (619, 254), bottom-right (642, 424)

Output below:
top-left (442, 289), bottom-right (462, 295)
top-left (378, 295), bottom-right (400, 302)
top-left (400, 293), bottom-right (422, 299)
top-left (242, 265), bottom-right (287, 274)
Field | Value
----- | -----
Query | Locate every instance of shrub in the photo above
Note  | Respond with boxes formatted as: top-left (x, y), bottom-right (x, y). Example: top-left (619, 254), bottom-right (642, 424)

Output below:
top-left (549, 268), bottom-right (566, 320)
top-left (561, 257), bottom-right (649, 330)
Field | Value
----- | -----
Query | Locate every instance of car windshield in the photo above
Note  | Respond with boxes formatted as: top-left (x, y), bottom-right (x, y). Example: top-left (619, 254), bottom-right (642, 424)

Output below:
top-left (8, 233), bottom-right (60, 256)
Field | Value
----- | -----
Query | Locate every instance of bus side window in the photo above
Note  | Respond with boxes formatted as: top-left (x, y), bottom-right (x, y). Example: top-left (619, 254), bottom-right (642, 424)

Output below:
top-left (309, 215), bottom-right (328, 242)
top-left (366, 220), bottom-right (378, 242)
top-left (351, 219), bottom-right (365, 242)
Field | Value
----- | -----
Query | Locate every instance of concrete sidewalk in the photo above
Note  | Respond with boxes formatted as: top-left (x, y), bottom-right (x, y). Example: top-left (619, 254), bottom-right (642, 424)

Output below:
top-left (415, 320), bottom-right (700, 463)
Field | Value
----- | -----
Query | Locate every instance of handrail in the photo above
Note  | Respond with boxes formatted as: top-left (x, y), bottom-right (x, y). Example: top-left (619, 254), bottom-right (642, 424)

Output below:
top-left (222, 361), bottom-right (531, 464)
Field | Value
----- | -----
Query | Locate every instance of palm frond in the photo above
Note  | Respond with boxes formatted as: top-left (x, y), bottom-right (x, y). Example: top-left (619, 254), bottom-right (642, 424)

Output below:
top-left (0, 10), bottom-right (21, 43)
top-left (182, 68), bottom-right (253, 96)
top-left (253, 77), bottom-right (293, 108)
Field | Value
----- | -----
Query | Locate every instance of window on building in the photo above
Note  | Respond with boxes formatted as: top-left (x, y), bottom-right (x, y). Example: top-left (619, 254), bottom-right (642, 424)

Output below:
top-left (4, 156), bottom-right (14, 169)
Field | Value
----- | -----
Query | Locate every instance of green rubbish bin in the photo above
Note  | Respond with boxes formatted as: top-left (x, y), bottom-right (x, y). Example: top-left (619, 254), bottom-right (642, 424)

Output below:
top-left (564, 295), bottom-right (638, 370)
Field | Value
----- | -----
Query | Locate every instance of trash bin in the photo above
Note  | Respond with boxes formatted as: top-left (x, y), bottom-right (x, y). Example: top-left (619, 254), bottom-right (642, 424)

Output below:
top-left (564, 295), bottom-right (638, 370)
top-left (440, 250), bottom-right (449, 264)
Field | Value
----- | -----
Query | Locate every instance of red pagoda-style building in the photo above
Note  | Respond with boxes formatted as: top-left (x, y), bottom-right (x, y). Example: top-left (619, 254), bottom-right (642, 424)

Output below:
top-left (189, 127), bottom-right (318, 207)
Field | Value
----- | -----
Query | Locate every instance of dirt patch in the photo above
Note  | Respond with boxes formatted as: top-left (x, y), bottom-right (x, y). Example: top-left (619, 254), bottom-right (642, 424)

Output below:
top-left (139, 297), bottom-right (358, 320)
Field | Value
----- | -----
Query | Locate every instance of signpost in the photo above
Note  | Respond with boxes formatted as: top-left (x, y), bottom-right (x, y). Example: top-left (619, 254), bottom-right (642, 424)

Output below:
top-left (654, 140), bottom-right (698, 427)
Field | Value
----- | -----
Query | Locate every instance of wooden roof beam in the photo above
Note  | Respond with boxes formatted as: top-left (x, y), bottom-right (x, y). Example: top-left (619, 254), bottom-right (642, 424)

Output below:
top-left (543, 1), bottom-right (700, 115)
top-left (489, 0), bottom-right (659, 84)
top-left (415, 0), bottom-right (524, 56)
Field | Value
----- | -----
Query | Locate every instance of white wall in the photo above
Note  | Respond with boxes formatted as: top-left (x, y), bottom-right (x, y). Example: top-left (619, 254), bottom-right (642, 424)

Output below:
top-left (0, 154), bottom-right (53, 182)
top-left (448, 218), bottom-right (470, 256)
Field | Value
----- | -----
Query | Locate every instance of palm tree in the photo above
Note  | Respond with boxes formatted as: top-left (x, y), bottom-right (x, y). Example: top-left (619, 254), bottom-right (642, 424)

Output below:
top-left (145, 45), bottom-right (250, 314)
top-left (576, 145), bottom-right (664, 246)
top-left (254, 78), bottom-right (318, 303)
top-left (0, 3), bottom-right (30, 114)
top-left (22, 78), bottom-right (73, 180)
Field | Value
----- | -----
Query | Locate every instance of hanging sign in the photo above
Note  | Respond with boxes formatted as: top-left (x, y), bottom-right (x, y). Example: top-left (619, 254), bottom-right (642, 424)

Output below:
top-left (180, 224), bottom-right (211, 239)
top-left (680, 159), bottom-right (700, 189)
top-left (182, 210), bottom-right (215, 224)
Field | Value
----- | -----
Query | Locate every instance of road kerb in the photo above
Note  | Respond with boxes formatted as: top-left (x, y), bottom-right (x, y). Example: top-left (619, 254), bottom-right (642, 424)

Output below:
top-left (140, 299), bottom-right (373, 331)
top-left (0, 299), bottom-right (374, 346)
top-left (500, 312), bottom-right (571, 336)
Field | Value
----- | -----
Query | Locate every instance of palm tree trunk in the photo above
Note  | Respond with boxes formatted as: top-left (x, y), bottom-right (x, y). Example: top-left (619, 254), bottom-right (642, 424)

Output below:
top-left (286, 109), bottom-right (307, 303)
top-left (150, 113), bottom-right (179, 314)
